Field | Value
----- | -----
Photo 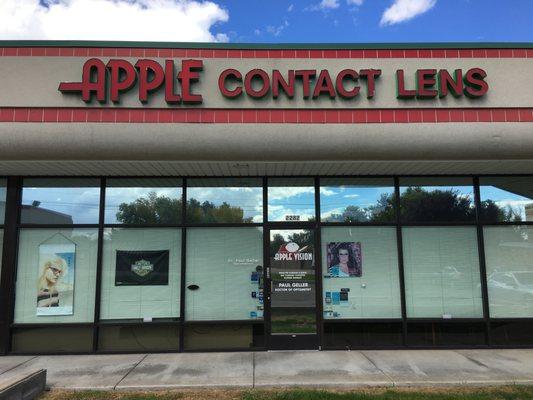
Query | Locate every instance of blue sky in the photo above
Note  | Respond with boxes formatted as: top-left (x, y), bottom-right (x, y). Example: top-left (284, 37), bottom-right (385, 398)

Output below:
top-left (216, 0), bottom-right (533, 43)
top-left (1, 0), bottom-right (532, 43)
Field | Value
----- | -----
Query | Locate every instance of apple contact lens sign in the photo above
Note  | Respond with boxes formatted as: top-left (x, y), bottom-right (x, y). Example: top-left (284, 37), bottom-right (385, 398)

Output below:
top-left (58, 58), bottom-right (489, 105)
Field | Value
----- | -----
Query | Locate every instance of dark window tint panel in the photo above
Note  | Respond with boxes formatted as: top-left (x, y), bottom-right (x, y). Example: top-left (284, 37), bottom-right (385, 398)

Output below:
top-left (184, 323), bottom-right (264, 350)
top-left (491, 321), bottom-right (533, 346)
top-left (97, 325), bottom-right (180, 352)
top-left (11, 326), bottom-right (93, 353)
top-left (406, 322), bottom-right (486, 347)
top-left (323, 322), bottom-right (403, 348)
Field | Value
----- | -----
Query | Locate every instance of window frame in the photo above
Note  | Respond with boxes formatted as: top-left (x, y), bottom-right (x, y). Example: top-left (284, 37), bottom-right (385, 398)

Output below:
top-left (2, 173), bottom-right (533, 354)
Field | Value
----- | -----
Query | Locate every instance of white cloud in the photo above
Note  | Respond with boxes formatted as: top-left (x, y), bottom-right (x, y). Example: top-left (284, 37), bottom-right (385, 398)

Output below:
top-left (380, 0), bottom-right (436, 26)
top-left (347, 0), bottom-right (364, 5)
top-left (268, 187), bottom-right (314, 201)
top-left (320, 188), bottom-right (338, 196)
top-left (308, 0), bottom-right (339, 11)
top-left (322, 0), bottom-right (340, 8)
top-left (0, 0), bottom-right (229, 41)
top-left (343, 194), bottom-right (360, 198)
top-left (320, 0), bottom-right (340, 9)
top-left (287, 4), bottom-right (294, 12)
top-left (496, 199), bottom-right (533, 220)
top-left (266, 20), bottom-right (289, 37)
top-left (320, 207), bottom-right (344, 220)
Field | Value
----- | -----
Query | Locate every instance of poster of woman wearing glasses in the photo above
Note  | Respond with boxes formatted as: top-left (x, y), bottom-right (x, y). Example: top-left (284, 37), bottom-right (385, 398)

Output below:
top-left (326, 242), bottom-right (362, 278)
top-left (36, 241), bottom-right (76, 316)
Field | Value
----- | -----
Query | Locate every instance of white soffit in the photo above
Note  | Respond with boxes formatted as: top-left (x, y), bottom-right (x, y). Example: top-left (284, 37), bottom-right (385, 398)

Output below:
top-left (0, 160), bottom-right (532, 176)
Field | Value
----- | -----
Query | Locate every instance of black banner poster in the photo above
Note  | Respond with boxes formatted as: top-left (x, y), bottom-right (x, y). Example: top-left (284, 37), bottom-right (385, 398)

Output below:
top-left (115, 250), bottom-right (169, 286)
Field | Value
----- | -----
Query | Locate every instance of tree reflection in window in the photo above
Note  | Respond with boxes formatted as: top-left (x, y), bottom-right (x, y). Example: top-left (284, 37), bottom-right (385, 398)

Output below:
top-left (327, 186), bottom-right (514, 223)
top-left (116, 192), bottom-right (253, 224)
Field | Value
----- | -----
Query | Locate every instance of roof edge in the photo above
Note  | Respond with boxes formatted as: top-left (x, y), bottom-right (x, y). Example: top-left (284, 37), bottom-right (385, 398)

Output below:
top-left (0, 41), bottom-right (532, 49)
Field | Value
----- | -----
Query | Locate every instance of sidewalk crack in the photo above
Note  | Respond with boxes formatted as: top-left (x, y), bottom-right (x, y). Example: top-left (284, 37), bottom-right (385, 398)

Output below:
top-left (0, 355), bottom-right (38, 376)
top-left (252, 352), bottom-right (256, 388)
top-left (361, 351), bottom-right (395, 387)
top-left (113, 354), bottom-right (148, 390)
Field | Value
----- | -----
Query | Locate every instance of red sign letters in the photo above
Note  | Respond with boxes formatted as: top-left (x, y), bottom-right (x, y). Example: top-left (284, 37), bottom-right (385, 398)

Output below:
top-left (58, 58), bottom-right (488, 104)
top-left (59, 58), bottom-right (203, 104)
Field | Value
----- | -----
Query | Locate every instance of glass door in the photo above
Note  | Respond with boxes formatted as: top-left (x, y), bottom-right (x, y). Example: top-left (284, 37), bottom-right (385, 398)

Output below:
top-left (266, 228), bottom-right (319, 350)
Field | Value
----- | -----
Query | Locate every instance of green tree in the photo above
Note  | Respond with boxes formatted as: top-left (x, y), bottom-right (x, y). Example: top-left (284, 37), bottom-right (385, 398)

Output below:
top-left (186, 199), bottom-right (253, 223)
top-left (116, 192), bottom-right (251, 224)
top-left (365, 187), bottom-right (510, 222)
top-left (328, 205), bottom-right (369, 223)
top-left (288, 230), bottom-right (313, 249)
top-left (269, 233), bottom-right (286, 257)
top-left (116, 192), bottom-right (182, 224)
top-left (396, 186), bottom-right (474, 222)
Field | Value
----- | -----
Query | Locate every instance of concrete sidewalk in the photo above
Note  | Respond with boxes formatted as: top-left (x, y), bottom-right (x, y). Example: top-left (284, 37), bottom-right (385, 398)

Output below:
top-left (1, 349), bottom-right (533, 390)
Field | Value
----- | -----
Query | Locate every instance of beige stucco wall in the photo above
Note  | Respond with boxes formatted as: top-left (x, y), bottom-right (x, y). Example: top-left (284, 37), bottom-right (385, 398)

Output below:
top-left (0, 122), bottom-right (531, 162)
top-left (0, 57), bottom-right (531, 108)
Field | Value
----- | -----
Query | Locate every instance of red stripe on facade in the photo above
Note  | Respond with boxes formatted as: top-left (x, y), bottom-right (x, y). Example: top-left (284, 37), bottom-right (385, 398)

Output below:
top-left (0, 48), bottom-right (531, 58)
top-left (0, 108), bottom-right (532, 123)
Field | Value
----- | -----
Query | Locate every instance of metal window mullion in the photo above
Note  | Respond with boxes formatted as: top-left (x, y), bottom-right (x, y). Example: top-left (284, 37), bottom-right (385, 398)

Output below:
top-left (0, 177), bottom-right (22, 354)
top-left (262, 177), bottom-right (270, 348)
top-left (179, 178), bottom-right (187, 352)
top-left (473, 176), bottom-right (491, 345)
top-left (315, 176), bottom-right (324, 350)
top-left (394, 177), bottom-right (408, 346)
top-left (92, 178), bottom-right (106, 352)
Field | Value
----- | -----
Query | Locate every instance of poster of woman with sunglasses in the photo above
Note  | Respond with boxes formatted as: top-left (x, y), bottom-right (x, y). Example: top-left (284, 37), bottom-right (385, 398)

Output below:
top-left (36, 241), bottom-right (75, 316)
top-left (326, 242), bottom-right (362, 278)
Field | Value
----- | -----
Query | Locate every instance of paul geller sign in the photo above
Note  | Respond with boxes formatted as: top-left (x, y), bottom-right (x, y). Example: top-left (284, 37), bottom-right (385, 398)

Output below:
top-left (58, 58), bottom-right (488, 105)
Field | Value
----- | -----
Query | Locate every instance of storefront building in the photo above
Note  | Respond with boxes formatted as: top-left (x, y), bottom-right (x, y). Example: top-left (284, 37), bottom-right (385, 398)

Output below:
top-left (0, 42), bottom-right (532, 354)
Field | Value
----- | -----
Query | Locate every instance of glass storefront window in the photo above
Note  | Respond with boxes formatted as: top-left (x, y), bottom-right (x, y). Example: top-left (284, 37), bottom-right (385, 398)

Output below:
top-left (21, 178), bottom-right (100, 224)
top-left (399, 177), bottom-right (475, 223)
top-left (320, 178), bottom-right (395, 223)
top-left (269, 229), bottom-right (316, 334)
top-left (105, 178), bottom-right (182, 224)
top-left (484, 226), bottom-right (533, 318)
top-left (403, 227), bottom-right (483, 318)
top-left (14, 229), bottom-right (98, 323)
top-left (186, 227), bottom-right (263, 321)
top-left (322, 227), bottom-right (401, 319)
top-left (100, 228), bottom-right (181, 321)
top-left (187, 178), bottom-right (262, 223)
top-left (479, 177), bottom-right (533, 222)
top-left (0, 178), bottom-right (6, 225)
top-left (268, 178), bottom-right (315, 222)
